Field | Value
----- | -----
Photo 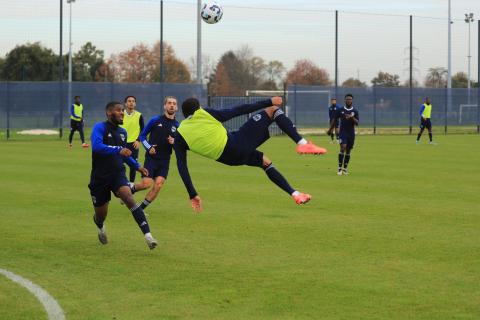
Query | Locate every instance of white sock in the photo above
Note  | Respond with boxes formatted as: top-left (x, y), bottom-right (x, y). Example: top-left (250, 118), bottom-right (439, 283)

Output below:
top-left (145, 232), bottom-right (152, 239)
top-left (292, 191), bottom-right (300, 196)
top-left (297, 139), bottom-right (307, 145)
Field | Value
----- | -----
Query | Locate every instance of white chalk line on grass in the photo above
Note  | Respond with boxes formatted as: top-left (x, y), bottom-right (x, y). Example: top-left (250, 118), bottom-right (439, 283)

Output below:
top-left (0, 268), bottom-right (65, 320)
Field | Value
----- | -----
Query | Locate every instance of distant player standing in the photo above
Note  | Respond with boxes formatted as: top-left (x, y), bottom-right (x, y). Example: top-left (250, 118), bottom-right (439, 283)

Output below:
top-left (132, 96), bottom-right (179, 211)
top-left (327, 94), bottom-right (359, 176)
top-left (416, 97), bottom-right (435, 144)
top-left (174, 96), bottom-right (327, 212)
top-left (328, 98), bottom-right (340, 143)
top-left (89, 101), bottom-right (157, 250)
top-left (120, 95), bottom-right (144, 182)
top-left (69, 95), bottom-right (89, 148)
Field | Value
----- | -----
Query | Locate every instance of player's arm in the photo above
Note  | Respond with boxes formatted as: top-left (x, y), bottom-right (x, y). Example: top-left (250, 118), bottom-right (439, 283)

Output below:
top-left (91, 123), bottom-right (123, 155)
top-left (173, 133), bottom-right (199, 201)
top-left (139, 118), bottom-right (157, 152)
top-left (351, 111), bottom-right (359, 126)
top-left (205, 98), bottom-right (281, 122)
top-left (419, 105), bottom-right (425, 118)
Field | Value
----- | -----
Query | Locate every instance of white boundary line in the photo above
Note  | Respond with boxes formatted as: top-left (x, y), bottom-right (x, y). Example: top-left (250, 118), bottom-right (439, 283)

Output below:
top-left (0, 268), bottom-right (65, 320)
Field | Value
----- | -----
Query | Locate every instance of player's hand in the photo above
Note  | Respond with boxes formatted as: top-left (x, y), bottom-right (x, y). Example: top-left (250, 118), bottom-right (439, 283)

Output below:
top-left (133, 140), bottom-right (140, 149)
top-left (167, 135), bottom-right (174, 145)
top-left (271, 96), bottom-right (283, 106)
top-left (149, 145), bottom-right (157, 155)
top-left (119, 148), bottom-right (132, 157)
top-left (191, 196), bottom-right (202, 213)
top-left (137, 166), bottom-right (149, 176)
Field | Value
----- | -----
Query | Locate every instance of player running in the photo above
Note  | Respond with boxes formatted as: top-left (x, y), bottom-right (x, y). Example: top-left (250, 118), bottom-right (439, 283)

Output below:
top-left (131, 96), bottom-right (179, 211)
top-left (416, 97), bottom-right (435, 145)
top-left (174, 96), bottom-right (327, 212)
top-left (327, 94), bottom-right (359, 176)
top-left (88, 101), bottom-right (157, 250)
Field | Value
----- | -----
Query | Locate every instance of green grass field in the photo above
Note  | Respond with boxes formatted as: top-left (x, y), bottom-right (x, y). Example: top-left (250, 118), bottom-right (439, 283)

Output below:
top-left (0, 134), bottom-right (479, 319)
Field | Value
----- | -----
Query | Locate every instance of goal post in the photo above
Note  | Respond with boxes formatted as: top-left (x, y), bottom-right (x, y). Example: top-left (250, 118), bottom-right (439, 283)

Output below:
top-left (459, 104), bottom-right (478, 124)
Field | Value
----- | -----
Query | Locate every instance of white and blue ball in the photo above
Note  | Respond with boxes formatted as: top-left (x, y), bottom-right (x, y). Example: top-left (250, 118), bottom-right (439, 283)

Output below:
top-left (201, 1), bottom-right (223, 24)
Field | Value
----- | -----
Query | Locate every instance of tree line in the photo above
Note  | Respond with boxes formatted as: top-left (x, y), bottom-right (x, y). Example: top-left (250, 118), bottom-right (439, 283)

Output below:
top-left (0, 42), bottom-right (477, 96)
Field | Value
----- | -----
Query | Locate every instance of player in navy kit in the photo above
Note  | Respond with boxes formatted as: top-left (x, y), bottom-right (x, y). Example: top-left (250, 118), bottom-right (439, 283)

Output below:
top-left (327, 94), bottom-right (359, 175)
top-left (88, 101), bottom-right (158, 250)
top-left (131, 96), bottom-right (179, 211)
top-left (328, 98), bottom-right (339, 143)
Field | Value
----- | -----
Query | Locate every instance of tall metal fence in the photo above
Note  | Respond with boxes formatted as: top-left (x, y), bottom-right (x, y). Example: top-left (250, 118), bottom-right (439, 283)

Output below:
top-left (1, 82), bottom-right (479, 139)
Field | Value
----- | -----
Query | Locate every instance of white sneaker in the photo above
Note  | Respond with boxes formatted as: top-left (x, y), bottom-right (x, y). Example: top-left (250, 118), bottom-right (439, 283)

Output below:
top-left (145, 234), bottom-right (158, 250)
top-left (429, 141), bottom-right (437, 145)
top-left (97, 226), bottom-right (108, 245)
top-left (342, 169), bottom-right (349, 175)
top-left (337, 169), bottom-right (343, 176)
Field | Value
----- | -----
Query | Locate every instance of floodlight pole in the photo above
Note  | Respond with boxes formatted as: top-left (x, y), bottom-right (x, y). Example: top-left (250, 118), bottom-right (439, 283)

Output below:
top-left (335, 10), bottom-right (338, 99)
top-left (160, 0), bottom-right (164, 82)
top-left (477, 20), bottom-right (480, 134)
top-left (196, 0), bottom-right (202, 84)
top-left (67, 0), bottom-right (75, 116)
top-left (465, 13), bottom-right (474, 104)
top-left (59, 0), bottom-right (64, 138)
top-left (409, 15), bottom-right (413, 134)
top-left (447, 0), bottom-right (452, 129)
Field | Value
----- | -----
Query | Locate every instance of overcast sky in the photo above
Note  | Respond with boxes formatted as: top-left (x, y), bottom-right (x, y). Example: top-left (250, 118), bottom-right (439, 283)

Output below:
top-left (1, 0), bottom-right (479, 83)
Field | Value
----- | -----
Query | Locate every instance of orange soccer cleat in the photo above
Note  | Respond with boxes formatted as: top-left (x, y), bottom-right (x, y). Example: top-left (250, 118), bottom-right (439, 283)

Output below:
top-left (292, 192), bottom-right (312, 205)
top-left (296, 141), bottom-right (327, 155)
top-left (82, 143), bottom-right (90, 148)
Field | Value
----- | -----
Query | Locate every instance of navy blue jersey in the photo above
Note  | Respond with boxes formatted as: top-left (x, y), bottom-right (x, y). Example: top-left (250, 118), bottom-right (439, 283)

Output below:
top-left (334, 106), bottom-right (359, 136)
top-left (328, 104), bottom-right (338, 120)
top-left (90, 121), bottom-right (139, 180)
top-left (140, 115), bottom-right (179, 160)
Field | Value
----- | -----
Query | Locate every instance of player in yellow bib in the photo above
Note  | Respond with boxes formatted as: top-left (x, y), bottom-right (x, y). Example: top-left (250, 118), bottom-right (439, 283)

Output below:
top-left (120, 95), bottom-right (145, 182)
top-left (174, 96), bottom-right (327, 212)
top-left (416, 97), bottom-right (435, 144)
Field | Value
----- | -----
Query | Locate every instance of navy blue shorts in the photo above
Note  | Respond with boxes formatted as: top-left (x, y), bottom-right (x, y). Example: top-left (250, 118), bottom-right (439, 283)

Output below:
top-left (420, 118), bottom-right (432, 130)
top-left (88, 174), bottom-right (129, 207)
top-left (142, 156), bottom-right (170, 179)
top-left (339, 133), bottom-right (355, 149)
top-left (217, 111), bottom-right (272, 167)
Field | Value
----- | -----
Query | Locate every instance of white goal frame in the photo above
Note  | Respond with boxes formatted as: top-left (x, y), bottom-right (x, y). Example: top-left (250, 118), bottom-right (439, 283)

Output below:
top-left (245, 90), bottom-right (331, 118)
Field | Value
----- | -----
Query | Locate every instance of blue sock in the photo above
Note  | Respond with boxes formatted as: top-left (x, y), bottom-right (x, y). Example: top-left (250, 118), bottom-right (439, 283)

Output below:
top-left (273, 109), bottom-right (302, 143)
top-left (140, 199), bottom-right (151, 210)
top-left (429, 133), bottom-right (432, 142)
top-left (264, 163), bottom-right (295, 195)
top-left (130, 205), bottom-right (150, 234)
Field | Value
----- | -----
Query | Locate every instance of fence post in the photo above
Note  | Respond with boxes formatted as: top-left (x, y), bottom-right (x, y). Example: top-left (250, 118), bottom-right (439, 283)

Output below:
top-left (444, 85), bottom-right (447, 134)
top-left (477, 20), bottom-right (479, 134)
top-left (6, 81), bottom-right (10, 140)
top-left (293, 83), bottom-right (297, 126)
top-left (373, 85), bottom-right (377, 135)
top-left (409, 15), bottom-right (413, 135)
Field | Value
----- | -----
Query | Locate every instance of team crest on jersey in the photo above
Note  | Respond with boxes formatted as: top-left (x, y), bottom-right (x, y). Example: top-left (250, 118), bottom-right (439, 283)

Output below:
top-left (120, 133), bottom-right (125, 141)
top-left (107, 133), bottom-right (112, 137)
top-left (171, 127), bottom-right (177, 133)
top-left (158, 124), bottom-right (163, 127)
top-left (253, 114), bottom-right (262, 121)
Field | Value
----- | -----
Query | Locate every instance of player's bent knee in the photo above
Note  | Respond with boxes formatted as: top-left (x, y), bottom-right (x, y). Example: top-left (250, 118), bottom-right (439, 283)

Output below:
top-left (262, 155), bottom-right (272, 168)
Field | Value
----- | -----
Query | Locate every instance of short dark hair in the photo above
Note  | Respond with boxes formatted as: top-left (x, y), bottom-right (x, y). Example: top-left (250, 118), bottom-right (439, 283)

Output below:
top-left (124, 95), bottom-right (136, 102)
top-left (331, 98), bottom-right (337, 101)
top-left (105, 101), bottom-right (122, 111)
top-left (182, 98), bottom-right (200, 118)
top-left (74, 95), bottom-right (80, 99)
top-left (345, 94), bottom-right (354, 99)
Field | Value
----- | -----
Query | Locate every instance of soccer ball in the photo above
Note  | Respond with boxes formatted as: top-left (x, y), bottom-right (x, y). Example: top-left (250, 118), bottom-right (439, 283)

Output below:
top-left (201, 1), bottom-right (223, 24)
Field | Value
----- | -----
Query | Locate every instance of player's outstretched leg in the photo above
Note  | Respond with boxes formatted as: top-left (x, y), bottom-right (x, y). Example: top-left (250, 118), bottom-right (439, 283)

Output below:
top-left (117, 186), bottom-right (157, 250)
top-left (266, 107), bottom-right (326, 155)
top-left (259, 155), bottom-right (311, 205)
